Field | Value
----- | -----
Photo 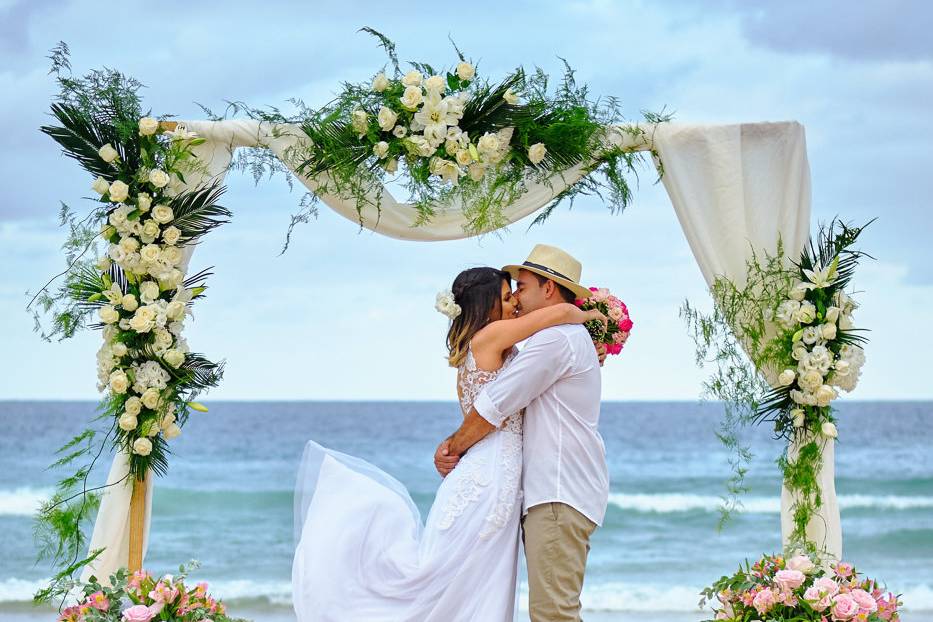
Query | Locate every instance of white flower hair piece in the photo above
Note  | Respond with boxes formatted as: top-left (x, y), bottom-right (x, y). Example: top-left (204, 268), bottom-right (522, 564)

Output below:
top-left (435, 289), bottom-right (462, 320)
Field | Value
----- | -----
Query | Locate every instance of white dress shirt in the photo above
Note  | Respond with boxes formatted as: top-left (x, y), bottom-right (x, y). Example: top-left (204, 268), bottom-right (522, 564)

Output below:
top-left (473, 324), bottom-right (609, 526)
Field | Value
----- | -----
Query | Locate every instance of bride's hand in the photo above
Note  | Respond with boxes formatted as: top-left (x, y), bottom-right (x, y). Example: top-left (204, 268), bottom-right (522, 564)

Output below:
top-left (571, 307), bottom-right (608, 335)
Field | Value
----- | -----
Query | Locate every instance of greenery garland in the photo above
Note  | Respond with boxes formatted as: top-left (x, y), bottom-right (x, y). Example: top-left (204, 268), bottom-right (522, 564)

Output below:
top-left (229, 28), bottom-right (668, 241)
top-left (30, 44), bottom-right (228, 603)
top-left (681, 219), bottom-right (872, 553)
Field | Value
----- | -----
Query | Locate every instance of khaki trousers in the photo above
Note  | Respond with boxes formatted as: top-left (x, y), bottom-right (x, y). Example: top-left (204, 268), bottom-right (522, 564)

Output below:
top-left (522, 502), bottom-right (597, 622)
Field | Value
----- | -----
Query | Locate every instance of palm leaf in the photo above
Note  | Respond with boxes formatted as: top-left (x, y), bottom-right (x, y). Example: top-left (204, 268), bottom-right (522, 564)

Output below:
top-left (42, 103), bottom-right (124, 180)
top-left (169, 183), bottom-right (231, 242)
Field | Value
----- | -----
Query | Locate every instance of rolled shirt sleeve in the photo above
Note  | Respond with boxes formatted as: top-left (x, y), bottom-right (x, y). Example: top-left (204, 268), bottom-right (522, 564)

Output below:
top-left (473, 328), bottom-right (574, 427)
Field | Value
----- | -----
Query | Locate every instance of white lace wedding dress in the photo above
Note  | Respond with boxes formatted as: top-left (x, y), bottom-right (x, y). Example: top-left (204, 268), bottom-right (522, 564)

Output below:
top-left (292, 347), bottom-right (524, 621)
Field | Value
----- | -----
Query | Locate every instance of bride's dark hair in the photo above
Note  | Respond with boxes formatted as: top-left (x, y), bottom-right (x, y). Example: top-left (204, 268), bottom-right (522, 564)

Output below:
top-left (446, 267), bottom-right (511, 368)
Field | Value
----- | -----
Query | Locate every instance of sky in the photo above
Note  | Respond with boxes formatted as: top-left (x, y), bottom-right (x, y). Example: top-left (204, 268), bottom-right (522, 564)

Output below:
top-left (1, 0), bottom-right (931, 401)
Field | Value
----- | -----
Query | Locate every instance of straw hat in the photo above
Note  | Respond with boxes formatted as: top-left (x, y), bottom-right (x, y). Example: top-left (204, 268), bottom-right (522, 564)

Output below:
top-left (503, 244), bottom-right (592, 300)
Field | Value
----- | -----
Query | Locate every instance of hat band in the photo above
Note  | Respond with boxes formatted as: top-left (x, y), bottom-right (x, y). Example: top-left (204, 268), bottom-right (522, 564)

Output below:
top-left (522, 261), bottom-right (574, 283)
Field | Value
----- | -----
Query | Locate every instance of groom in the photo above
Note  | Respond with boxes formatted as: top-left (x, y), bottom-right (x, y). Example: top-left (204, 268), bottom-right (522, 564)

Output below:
top-left (435, 244), bottom-right (609, 622)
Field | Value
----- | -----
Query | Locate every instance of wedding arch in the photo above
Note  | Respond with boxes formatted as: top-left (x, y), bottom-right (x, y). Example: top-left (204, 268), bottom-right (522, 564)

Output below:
top-left (32, 42), bottom-right (868, 616)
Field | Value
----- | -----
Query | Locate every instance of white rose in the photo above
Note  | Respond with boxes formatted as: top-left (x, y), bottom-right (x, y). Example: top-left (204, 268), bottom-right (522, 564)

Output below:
top-left (96, 255), bottom-right (112, 272)
top-left (802, 325), bottom-right (822, 345)
top-left (791, 408), bottom-right (806, 428)
top-left (444, 138), bottom-right (460, 156)
top-left (129, 308), bottom-right (156, 333)
top-left (138, 117), bottom-right (159, 136)
top-left (132, 437), bottom-right (153, 456)
top-left (162, 246), bottom-right (183, 266)
top-left (373, 141), bottom-right (390, 159)
top-left (821, 322), bottom-right (837, 341)
top-left (377, 106), bottom-right (398, 132)
top-left (111, 342), bottom-right (128, 357)
top-left (392, 125), bottom-right (407, 138)
top-left (139, 220), bottom-right (160, 242)
top-left (793, 301), bottom-right (817, 324)
top-left (400, 85), bottom-right (424, 110)
top-left (816, 384), bottom-right (837, 407)
top-left (163, 422), bottom-right (182, 440)
top-left (163, 348), bottom-right (185, 368)
top-left (424, 74), bottom-right (446, 93)
top-left (154, 327), bottom-right (174, 351)
top-left (824, 306), bottom-right (841, 324)
top-left (833, 359), bottom-right (851, 376)
top-left (477, 132), bottom-right (500, 156)
top-left (141, 388), bottom-right (161, 410)
top-left (139, 281), bottom-right (160, 304)
top-left (383, 158), bottom-right (398, 174)
top-left (148, 169), bottom-right (170, 188)
top-left (778, 369), bottom-right (796, 386)
top-left (161, 225), bottom-right (181, 246)
top-left (788, 283), bottom-right (808, 301)
top-left (371, 72), bottom-right (390, 92)
top-left (109, 180), bottom-right (129, 203)
top-left (99, 143), bottom-right (119, 163)
top-left (92, 176), bottom-right (110, 195)
top-left (456, 61), bottom-right (475, 80)
top-left (99, 305), bottom-right (119, 324)
top-left (799, 370), bottom-right (824, 392)
top-left (158, 268), bottom-right (184, 291)
top-left (166, 300), bottom-right (186, 321)
top-left (455, 149), bottom-right (473, 166)
top-left (109, 370), bottom-right (129, 394)
top-left (792, 345), bottom-right (808, 361)
top-left (120, 294), bottom-right (138, 312)
top-left (136, 193), bottom-right (152, 213)
top-left (503, 88), bottom-right (519, 105)
top-left (125, 396), bottom-right (142, 416)
top-left (118, 413), bottom-right (138, 431)
top-left (401, 70), bottom-right (423, 87)
top-left (140, 244), bottom-right (162, 264)
top-left (118, 237), bottom-right (139, 255)
top-left (528, 142), bottom-right (547, 165)
top-left (351, 109), bottom-right (369, 136)
top-left (151, 204), bottom-right (174, 224)
top-left (821, 421), bottom-right (838, 439)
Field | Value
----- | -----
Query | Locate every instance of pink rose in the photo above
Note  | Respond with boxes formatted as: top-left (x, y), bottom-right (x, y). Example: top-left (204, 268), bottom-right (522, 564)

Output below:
top-left (774, 569), bottom-right (806, 591)
top-left (753, 588), bottom-right (777, 614)
top-left (612, 330), bottom-right (625, 344)
top-left (804, 586), bottom-right (832, 612)
top-left (813, 576), bottom-right (840, 596)
top-left (831, 593), bottom-right (860, 620)
top-left (786, 554), bottom-right (816, 573)
top-left (850, 589), bottom-right (878, 613)
top-left (619, 318), bottom-right (634, 332)
top-left (594, 288), bottom-right (609, 302)
top-left (122, 604), bottom-right (156, 622)
top-left (608, 306), bottom-right (623, 321)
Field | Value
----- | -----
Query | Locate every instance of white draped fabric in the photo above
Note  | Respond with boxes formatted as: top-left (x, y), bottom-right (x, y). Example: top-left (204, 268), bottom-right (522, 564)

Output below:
top-left (81, 119), bottom-right (840, 585)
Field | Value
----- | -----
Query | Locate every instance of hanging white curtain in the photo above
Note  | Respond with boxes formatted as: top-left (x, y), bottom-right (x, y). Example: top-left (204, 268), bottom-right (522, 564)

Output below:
top-left (81, 119), bottom-right (838, 584)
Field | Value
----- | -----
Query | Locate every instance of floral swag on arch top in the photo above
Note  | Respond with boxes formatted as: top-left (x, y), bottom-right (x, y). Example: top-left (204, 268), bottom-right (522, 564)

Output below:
top-left (28, 32), bottom-right (899, 622)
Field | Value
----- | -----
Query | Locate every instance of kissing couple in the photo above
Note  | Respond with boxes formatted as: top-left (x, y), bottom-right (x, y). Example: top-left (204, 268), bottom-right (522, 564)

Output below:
top-left (293, 244), bottom-right (611, 622)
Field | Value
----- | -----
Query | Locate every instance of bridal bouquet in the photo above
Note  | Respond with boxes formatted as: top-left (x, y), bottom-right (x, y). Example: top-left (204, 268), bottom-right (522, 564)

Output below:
top-left (576, 287), bottom-right (633, 355)
top-left (701, 553), bottom-right (902, 621)
top-left (57, 563), bottom-right (233, 622)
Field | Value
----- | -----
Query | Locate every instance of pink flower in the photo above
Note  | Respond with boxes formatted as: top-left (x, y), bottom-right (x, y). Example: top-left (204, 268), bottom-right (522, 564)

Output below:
top-left (814, 576), bottom-right (840, 596)
top-left (775, 569), bottom-right (806, 591)
top-left (608, 306), bottom-right (623, 321)
top-left (619, 318), bottom-right (634, 332)
top-left (786, 554), bottom-right (816, 573)
top-left (849, 589), bottom-right (878, 614)
top-left (752, 588), bottom-right (777, 614)
top-left (612, 330), bottom-right (625, 344)
top-left (86, 591), bottom-right (110, 611)
top-left (149, 580), bottom-right (180, 605)
top-left (831, 593), bottom-right (861, 620)
top-left (804, 586), bottom-right (833, 612)
top-left (834, 562), bottom-right (855, 579)
top-left (122, 604), bottom-right (156, 622)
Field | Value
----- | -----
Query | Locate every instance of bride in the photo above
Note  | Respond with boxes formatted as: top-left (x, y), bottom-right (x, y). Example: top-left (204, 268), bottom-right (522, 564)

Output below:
top-left (292, 266), bottom-right (606, 621)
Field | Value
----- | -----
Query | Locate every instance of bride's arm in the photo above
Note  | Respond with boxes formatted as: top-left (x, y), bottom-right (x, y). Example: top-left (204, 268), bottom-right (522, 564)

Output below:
top-left (472, 303), bottom-right (607, 355)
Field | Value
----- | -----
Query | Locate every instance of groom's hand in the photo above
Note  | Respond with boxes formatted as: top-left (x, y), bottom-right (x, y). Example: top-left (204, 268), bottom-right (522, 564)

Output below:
top-left (596, 343), bottom-right (608, 366)
top-left (434, 438), bottom-right (460, 477)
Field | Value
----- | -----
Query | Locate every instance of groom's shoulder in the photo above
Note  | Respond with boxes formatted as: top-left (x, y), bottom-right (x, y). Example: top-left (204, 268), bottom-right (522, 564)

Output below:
top-left (531, 323), bottom-right (586, 343)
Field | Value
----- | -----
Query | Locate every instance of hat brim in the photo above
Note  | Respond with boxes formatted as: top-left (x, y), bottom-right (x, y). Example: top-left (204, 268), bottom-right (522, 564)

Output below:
top-left (502, 264), bottom-right (593, 300)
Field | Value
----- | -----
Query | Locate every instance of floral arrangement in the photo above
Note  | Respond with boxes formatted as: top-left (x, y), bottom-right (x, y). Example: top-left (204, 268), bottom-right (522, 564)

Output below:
top-left (57, 562), bottom-right (235, 622)
top-left (681, 219), bottom-right (871, 547)
top-left (30, 44), bottom-right (229, 602)
top-left (241, 28), bottom-right (665, 236)
top-left (576, 286), bottom-right (633, 355)
top-left (701, 553), bottom-right (901, 621)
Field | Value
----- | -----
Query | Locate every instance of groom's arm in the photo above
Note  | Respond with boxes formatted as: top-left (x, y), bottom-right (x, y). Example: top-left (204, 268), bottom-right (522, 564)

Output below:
top-left (435, 330), bottom-right (573, 475)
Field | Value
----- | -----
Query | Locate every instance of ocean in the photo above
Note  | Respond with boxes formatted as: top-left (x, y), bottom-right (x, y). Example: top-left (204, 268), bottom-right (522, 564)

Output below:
top-left (1, 401), bottom-right (931, 621)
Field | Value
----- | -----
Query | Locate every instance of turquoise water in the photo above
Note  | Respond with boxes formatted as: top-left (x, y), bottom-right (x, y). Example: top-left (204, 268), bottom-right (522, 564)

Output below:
top-left (1, 400), bottom-right (931, 619)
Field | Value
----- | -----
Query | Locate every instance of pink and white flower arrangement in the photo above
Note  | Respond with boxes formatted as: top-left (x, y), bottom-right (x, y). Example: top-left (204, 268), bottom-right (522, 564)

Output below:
top-left (575, 286), bottom-right (633, 356)
top-left (702, 553), bottom-right (902, 621)
top-left (57, 564), bottom-right (230, 622)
